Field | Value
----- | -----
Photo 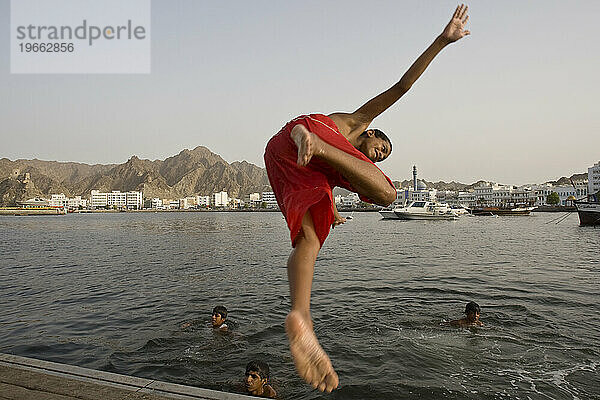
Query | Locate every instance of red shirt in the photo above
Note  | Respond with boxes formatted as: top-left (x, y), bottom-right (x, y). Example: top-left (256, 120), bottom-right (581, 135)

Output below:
top-left (264, 114), bottom-right (394, 247)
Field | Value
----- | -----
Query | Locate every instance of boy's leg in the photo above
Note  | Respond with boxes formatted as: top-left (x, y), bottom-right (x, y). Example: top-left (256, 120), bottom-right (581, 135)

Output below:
top-left (286, 211), bottom-right (339, 393)
top-left (292, 126), bottom-right (396, 206)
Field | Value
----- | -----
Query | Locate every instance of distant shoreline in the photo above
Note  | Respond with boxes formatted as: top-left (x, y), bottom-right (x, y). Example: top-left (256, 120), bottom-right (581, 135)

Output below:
top-left (74, 208), bottom-right (379, 214)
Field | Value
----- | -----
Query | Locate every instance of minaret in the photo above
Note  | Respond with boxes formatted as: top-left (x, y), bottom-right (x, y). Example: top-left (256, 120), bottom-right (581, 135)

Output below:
top-left (413, 165), bottom-right (418, 191)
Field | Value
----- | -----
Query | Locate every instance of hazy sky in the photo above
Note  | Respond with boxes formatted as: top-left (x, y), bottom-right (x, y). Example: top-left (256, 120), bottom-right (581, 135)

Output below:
top-left (1, 0), bottom-right (598, 184)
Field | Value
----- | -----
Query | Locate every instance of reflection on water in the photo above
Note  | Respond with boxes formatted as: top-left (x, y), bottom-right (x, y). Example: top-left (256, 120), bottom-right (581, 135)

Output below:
top-left (0, 212), bottom-right (599, 399)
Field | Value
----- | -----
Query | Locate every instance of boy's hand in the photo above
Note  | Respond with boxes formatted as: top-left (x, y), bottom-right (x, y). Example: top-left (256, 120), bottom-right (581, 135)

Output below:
top-left (332, 214), bottom-right (346, 229)
top-left (440, 4), bottom-right (470, 44)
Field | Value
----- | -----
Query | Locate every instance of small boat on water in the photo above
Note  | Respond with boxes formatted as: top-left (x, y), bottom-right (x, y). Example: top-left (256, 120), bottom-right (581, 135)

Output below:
top-left (575, 198), bottom-right (600, 226)
top-left (470, 206), bottom-right (535, 216)
top-left (569, 179), bottom-right (599, 226)
top-left (0, 205), bottom-right (66, 216)
top-left (379, 207), bottom-right (401, 219)
top-left (0, 198), bottom-right (66, 216)
top-left (450, 205), bottom-right (470, 215)
top-left (379, 199), bottom-right (408, 219)
top-left (394, 201), bottom-right (458, 220)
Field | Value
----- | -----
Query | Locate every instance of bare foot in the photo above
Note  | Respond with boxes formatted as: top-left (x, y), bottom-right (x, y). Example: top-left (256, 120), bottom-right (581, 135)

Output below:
top-left (285, 310), bottom-right (339, 392)
top-left (290, 125), bottom-right (321, 166)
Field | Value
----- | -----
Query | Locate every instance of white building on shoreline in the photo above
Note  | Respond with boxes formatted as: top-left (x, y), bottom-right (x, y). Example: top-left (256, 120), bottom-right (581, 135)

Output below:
top-left (180, 196), bottom-right (198, 210)
top-left (245, 192), bottom-right (261, 208)
top-left (212, 191), bottom-right (229, 207)
top-left (456, 183), bottom-right (536, 208)
top-left (151, 198), bottom-right (163, 209)
top-left (49, 194), bottom-right (87, 209)
top-left (390, 167), bottom-right (438, 206)
top-left (589, 161), bottom-right (600, 198)
top-left (339, 192), bottom-right (360, 207)
top-left (261, 191), bottom-right (278, 209)
top-left (394, 185), bottom-right (437, 205)
top-left (444, 181), bottom-right (589, 208)
top-left (197, 195), bottom-right (210, 207)
top-left (548, 184), bottom-right (586, 206)
top-left (90, 190), bottom-right (143, 210)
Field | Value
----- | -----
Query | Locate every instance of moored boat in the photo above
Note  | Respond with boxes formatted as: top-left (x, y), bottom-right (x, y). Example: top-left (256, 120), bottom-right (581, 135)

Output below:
top-left (379, 207), bottom-right (401, 219)
top-left (575, 200), bottom-right (600, 226)
top-left (0, 206), bottom-right (66, 216)
top-left (394, 201), bottom-right (458, 220)
top-left (450, 205), bottom-right (470, 215)
top-left (0, 198), bottom-right (66, 216)
top-left (470, 206), bottom-right (535, 216)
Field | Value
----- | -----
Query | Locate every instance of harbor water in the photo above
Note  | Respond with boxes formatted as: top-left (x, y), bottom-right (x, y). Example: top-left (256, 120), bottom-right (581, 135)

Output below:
top-left (1, 211), bottom-right (598, 399)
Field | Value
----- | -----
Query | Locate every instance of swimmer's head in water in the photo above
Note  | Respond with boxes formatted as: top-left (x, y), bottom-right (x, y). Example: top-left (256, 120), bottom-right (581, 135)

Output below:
top-left (245, 360), bottom-right (270, 393)
top-left (464, 301), bottom-right (481, 322)
top-left (358, 129), bottom-right (392, 163)
top-left (212, 305), bottom-right (227, 327)
top-left (465, 301), bottom-right (480, 315)
top-left (246, 360), bottom-right (270, 380)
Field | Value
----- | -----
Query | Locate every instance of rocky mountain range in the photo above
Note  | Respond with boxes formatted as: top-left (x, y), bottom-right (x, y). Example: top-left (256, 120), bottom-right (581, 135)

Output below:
top-left (0, 146), bottom-right (271, 206)
top-left (0, 146), bottom-right (587, 206)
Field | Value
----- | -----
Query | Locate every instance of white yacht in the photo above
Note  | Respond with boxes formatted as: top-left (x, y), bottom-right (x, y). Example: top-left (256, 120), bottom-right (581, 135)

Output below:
top-left (393, 201), bottom-right (459, 220)
top-left (379, 207), bottom-right (401, 219)
top-left (378, 199), bottom-right (407, 219)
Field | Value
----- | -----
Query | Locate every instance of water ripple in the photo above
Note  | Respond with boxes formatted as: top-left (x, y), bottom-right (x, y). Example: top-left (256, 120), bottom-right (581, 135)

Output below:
top-left (1, 212), bottom-right (599, 399)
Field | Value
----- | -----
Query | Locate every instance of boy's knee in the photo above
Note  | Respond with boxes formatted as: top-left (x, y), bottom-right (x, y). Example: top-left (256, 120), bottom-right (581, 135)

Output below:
top-left (373, 186), bottom-right (396, 206)
top-left (297, 228), bottom-right (320, 249)
top-left (383, 187), bottom-right (397, 206)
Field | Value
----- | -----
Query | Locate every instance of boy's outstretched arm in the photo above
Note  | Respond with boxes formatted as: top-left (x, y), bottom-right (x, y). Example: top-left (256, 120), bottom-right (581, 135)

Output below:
top-left (331, 201), bottom-right (346, 229)
top-left (330, 4), bottom-right (470, 140)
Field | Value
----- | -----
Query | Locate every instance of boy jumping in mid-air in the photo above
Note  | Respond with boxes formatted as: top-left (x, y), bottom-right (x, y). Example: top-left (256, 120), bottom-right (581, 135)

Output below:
top-left (264, 5), bottom-right (470, 392)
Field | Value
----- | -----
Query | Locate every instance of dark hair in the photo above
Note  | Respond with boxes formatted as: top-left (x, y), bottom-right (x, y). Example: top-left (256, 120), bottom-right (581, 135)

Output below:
top-left (246, 360), bottom-right (270, 380)
top-left (465, 301), bottom-right (480, 315)
top-left (360, 129), bottom-right (392, 155)
top-left (213, 305), bottom-right (228, 319)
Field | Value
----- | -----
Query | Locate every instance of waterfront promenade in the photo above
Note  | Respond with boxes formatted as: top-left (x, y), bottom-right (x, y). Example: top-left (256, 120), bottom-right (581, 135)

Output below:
top-left (0, 353), bottom-right (255, 400)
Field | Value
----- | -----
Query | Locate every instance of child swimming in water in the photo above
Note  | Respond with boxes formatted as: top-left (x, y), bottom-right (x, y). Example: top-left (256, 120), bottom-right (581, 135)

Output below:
top-left (180, 305), bottom-right (228, 331)
top-left (245, 360), bottom-right (276, 398)
top-left (211, 305), bottom-right (228, 331)
top-left (450, 301), bottom-right (483, 327)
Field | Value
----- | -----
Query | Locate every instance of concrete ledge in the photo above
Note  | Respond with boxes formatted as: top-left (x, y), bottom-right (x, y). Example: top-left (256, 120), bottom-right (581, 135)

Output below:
top-left (0, 353), bottom-right (256, 400)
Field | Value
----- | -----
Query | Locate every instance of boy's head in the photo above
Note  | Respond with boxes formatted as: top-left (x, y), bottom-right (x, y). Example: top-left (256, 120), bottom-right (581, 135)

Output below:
top-left (212, 305), bottom-right (227, 327)
top-left (358, 129), bottom-right (392, 163)
top-left (245, 360), bottom-right (270, 393)
top-left (464, 301), bottom-right (481, 321)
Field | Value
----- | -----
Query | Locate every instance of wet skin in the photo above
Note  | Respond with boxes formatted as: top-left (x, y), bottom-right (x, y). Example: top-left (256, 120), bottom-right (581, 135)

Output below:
top-left (357, 131), bottom-right (391, 163)
top-left (211, 312), bottom-right (226, 328)
top-left (245, 370), bottom-right (265, 394)
top-left (282, 4), bottom-right (471, 392)
top-left (245, 371), bottom-right (276, 398)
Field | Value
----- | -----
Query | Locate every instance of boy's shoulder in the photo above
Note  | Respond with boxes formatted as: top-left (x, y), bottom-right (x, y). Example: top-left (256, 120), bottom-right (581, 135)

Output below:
top-left (264, 384), bottom-right (276, 398)
top-left (449, 318), bottom-right (483, 327)
top-left (449, 318), bottom-right (466, 327)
